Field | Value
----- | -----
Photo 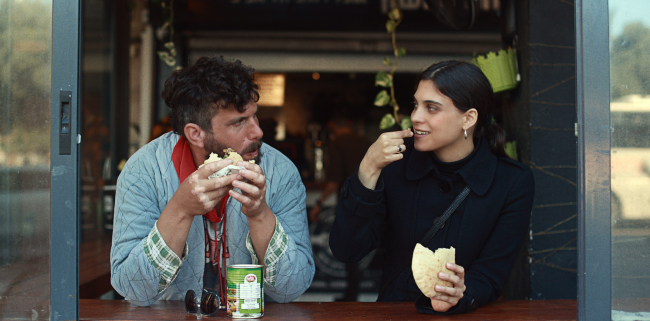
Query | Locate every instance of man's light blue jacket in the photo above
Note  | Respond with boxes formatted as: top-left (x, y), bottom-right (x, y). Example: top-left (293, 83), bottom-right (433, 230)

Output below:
top-left (110, 132), bottom-right (314, 306)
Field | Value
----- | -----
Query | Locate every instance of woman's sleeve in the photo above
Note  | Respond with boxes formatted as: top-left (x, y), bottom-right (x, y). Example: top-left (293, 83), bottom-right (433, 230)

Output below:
top-left (329, 167), bottom-right (388, 263)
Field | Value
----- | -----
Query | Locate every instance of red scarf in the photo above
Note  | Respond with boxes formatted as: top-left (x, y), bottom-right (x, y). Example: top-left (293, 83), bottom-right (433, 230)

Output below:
top-left (171, 136), bottom-right (228, 223)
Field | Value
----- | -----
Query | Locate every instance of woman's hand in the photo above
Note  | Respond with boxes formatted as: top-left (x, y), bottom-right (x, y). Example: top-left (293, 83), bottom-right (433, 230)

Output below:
top-left (430, 263), bottom-right (466, 312)
top-left (358, 129), bottom-right (413, 189)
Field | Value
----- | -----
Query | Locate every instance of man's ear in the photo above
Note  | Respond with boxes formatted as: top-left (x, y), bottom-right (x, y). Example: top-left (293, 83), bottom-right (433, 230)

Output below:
top-left (463, 108), bottom-right (478, 130)
top-left (184, 123), bottom-right (205, 148)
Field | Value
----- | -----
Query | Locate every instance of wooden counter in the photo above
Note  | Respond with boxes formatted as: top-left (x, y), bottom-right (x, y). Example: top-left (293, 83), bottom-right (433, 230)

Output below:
top-left (79, 299), bottom-right (577, 320)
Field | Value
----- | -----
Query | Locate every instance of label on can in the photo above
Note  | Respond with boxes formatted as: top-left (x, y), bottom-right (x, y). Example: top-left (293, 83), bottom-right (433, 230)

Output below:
top-left (227, 264), bottom-right (264, 318)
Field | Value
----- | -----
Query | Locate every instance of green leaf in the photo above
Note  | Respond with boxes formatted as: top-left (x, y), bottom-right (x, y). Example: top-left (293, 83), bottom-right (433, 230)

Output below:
top-left (396, 47), bottom-right (407, 57)
top-left (388, 7), bottom-right (401, 21)
top-left (374, 90), bottom-right (391, 106)
top-left (386, 20), bottom-right (396, 33)
top-left (400, 116), bottom-right (412, 130)
top-left (375, 72), bottom-right (392, 87)
top-left (379, 113), bottom-right (396, 129)
top-left (157, 51), bottom-right (170, 61)
top-left (505, 141), bottom-right (518, 160)
top-left (383, 57), bottom-right (392, 67)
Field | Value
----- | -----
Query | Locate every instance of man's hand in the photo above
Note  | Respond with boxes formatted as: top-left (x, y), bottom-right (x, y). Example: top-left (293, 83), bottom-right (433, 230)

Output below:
top-left (229, 161), bottom-right (276, 264)
top-left (169, 158), bottom-right (238, 218)
top-left (229, 161), bottom-right (270, 219)
top-left (430, 263), bottom-right (466, 312)
top-left (157, 158), bottom-right (238, 257)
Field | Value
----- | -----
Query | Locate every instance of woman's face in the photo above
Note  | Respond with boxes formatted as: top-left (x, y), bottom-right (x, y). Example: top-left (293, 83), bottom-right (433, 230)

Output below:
top-left (411, 80), bottom-right (469, 158)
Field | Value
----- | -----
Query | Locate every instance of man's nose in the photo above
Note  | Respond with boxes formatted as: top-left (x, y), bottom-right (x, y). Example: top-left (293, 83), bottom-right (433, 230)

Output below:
top-left (249, 119), bottom-right (264, 141)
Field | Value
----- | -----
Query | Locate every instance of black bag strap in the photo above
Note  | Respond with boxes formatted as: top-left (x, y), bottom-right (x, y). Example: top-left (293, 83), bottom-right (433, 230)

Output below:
top-left (377, 185), bottom-right (471, 298)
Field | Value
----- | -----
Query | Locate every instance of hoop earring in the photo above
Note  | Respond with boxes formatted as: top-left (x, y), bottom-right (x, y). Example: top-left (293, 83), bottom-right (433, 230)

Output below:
top-left (464, 129), bottom-right (468, 139)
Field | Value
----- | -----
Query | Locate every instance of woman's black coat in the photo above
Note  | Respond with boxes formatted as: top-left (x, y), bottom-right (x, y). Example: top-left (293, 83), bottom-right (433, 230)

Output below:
top-left (329, 137), bottom-right (534, 314)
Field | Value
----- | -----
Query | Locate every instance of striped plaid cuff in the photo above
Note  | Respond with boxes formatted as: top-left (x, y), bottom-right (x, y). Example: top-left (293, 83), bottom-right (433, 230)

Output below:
top-left (245, 215), bottom-right (288, 286)
top-left (144, 221), bottom-right (188, 293)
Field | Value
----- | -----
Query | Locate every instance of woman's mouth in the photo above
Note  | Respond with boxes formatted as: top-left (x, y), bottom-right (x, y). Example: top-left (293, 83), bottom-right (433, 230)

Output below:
top-left (414, 129), bottom-right (430, 137)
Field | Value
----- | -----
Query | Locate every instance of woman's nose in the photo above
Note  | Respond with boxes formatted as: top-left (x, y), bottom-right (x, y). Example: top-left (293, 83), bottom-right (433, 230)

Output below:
top-left (411, 107), bottom-right (424, 124)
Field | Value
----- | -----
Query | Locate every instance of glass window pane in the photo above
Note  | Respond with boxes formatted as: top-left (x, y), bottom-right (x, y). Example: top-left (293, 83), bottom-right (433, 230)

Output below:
top-left (609, 0), bottom-right (650, 317)
top-left (0, 0), bottom-right (52, 319)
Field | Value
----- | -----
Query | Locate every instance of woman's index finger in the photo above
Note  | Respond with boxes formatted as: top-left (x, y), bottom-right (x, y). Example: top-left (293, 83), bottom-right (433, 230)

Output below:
top-left (386, 129), bottom-right (413, 139)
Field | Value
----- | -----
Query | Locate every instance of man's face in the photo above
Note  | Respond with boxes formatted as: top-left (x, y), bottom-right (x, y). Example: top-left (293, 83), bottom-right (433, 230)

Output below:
top-left (203, 99), bottom-right (264, 164)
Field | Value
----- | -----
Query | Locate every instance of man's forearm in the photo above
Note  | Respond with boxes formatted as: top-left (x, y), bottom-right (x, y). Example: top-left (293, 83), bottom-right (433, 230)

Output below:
top-left (247, 206), bottom-right (276, 265)
top-left (156, 200), bottom-right (194, 257)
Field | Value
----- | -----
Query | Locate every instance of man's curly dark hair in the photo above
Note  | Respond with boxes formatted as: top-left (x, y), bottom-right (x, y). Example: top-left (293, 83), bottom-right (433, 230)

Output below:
top-left (161, 56), bottom-right (260, 137)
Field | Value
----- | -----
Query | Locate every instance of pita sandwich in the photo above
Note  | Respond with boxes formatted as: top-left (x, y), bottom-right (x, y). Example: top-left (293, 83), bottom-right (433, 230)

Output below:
top-left (199, 149), bottom-right (255, 179)
top-left (412, 243), bottom-right (455, 297)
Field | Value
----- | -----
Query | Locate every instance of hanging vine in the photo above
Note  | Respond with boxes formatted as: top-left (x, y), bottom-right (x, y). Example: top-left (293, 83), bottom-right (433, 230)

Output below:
top-left (374, 0), bottom-right (411, 130)
top-left (155, 0), bottom-right (181, 71)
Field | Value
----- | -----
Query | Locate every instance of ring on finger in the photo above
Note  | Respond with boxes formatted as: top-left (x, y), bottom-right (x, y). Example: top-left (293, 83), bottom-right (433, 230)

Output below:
top-left (397, 145), bottom-right (402, 153)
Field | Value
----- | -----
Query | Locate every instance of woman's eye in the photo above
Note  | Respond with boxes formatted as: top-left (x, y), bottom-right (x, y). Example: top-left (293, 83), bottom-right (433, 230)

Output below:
top-left (428, 106), bottom-right (437, 112)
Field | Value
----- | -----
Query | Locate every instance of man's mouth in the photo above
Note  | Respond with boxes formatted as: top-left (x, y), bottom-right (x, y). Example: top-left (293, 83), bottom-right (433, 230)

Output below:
top-left (243, 149), bottom-right (259, 159)
top-left (240, 140), bottom-right (262, 160)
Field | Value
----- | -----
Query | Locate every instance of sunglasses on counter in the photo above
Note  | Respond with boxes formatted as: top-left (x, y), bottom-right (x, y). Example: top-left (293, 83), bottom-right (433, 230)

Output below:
top-left (185, 289), bottom-right (221, 316)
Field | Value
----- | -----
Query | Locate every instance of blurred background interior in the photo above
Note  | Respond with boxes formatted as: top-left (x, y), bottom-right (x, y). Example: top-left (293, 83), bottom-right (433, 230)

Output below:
top-left (1, 0), bottom-right (650, 315)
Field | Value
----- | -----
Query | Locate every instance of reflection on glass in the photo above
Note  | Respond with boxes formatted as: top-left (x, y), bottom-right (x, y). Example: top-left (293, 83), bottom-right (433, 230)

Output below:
top-left (610, 0), bottom-right (650, 318)
top-left (0, 0), bottom-right (52, 319)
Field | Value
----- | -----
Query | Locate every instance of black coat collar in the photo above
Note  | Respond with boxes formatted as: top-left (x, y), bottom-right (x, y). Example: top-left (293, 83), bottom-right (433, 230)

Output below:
top-left (405, 137), bottom-right (497, 196)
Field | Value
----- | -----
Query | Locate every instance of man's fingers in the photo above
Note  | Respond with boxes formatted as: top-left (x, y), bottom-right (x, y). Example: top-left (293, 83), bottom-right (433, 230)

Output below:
top-left (211, 173), bottom-right (238, 188)
top-left (236, 161), bottom-right (263, 174)
top-left (202, 186), bottom-right (232, 201)
top-left (197, 158), bottom-right (233, 179)
top-left (228, 189), bottom-right (251, 206)
top-left (237, 168), bottom-right (265, 187)
top-left (232, 179), bottom-right (260, 196)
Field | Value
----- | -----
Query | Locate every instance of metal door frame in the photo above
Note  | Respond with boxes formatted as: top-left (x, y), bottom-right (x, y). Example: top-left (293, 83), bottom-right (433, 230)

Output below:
top-left (575, 0), bottom-right (612, 320)
top-left (51, 0), bottom-right (81, 319)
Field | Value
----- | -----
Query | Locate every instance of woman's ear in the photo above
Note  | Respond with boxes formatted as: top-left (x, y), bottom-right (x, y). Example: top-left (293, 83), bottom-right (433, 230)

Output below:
top-left (463, 108), bottom-right (478, 130)
top-left (184, 123), bottom-right (205, 148)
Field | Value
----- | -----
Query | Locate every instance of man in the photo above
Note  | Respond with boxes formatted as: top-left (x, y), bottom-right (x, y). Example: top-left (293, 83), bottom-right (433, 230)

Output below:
top-left (110, 56), bottom-right (314, 306)
top-left (309, 114), bottom-right (371, 301)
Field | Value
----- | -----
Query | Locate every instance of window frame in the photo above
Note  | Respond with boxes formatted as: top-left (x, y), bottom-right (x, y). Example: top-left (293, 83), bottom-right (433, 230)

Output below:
top-left (51, 0), bottom-right (81, 319)
top-left (575, 0), bottom-right (612, 320)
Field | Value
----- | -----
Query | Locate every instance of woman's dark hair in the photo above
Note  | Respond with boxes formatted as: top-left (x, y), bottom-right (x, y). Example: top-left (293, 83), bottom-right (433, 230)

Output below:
top-left (161, 56), bottom-right (260, 137)
top-left (417, 60), bottom-right (508, 158)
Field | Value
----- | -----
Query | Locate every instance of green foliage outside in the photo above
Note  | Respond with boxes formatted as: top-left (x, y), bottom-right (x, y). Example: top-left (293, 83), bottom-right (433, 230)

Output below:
top-left (610, 22), bottom-right (650, 99)
top-left (0, 0), bottom-right (52, 163)
top-left (374, 1), bottom-right (411, 131)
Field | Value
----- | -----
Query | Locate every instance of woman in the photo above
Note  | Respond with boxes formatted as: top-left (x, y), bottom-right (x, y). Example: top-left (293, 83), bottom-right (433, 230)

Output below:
top-left (329, 61), bottom-right (534, 315)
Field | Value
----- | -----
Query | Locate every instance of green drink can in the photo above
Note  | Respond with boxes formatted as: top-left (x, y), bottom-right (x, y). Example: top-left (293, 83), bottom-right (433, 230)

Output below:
top-left (226, 264), bottom-right (264, 318)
